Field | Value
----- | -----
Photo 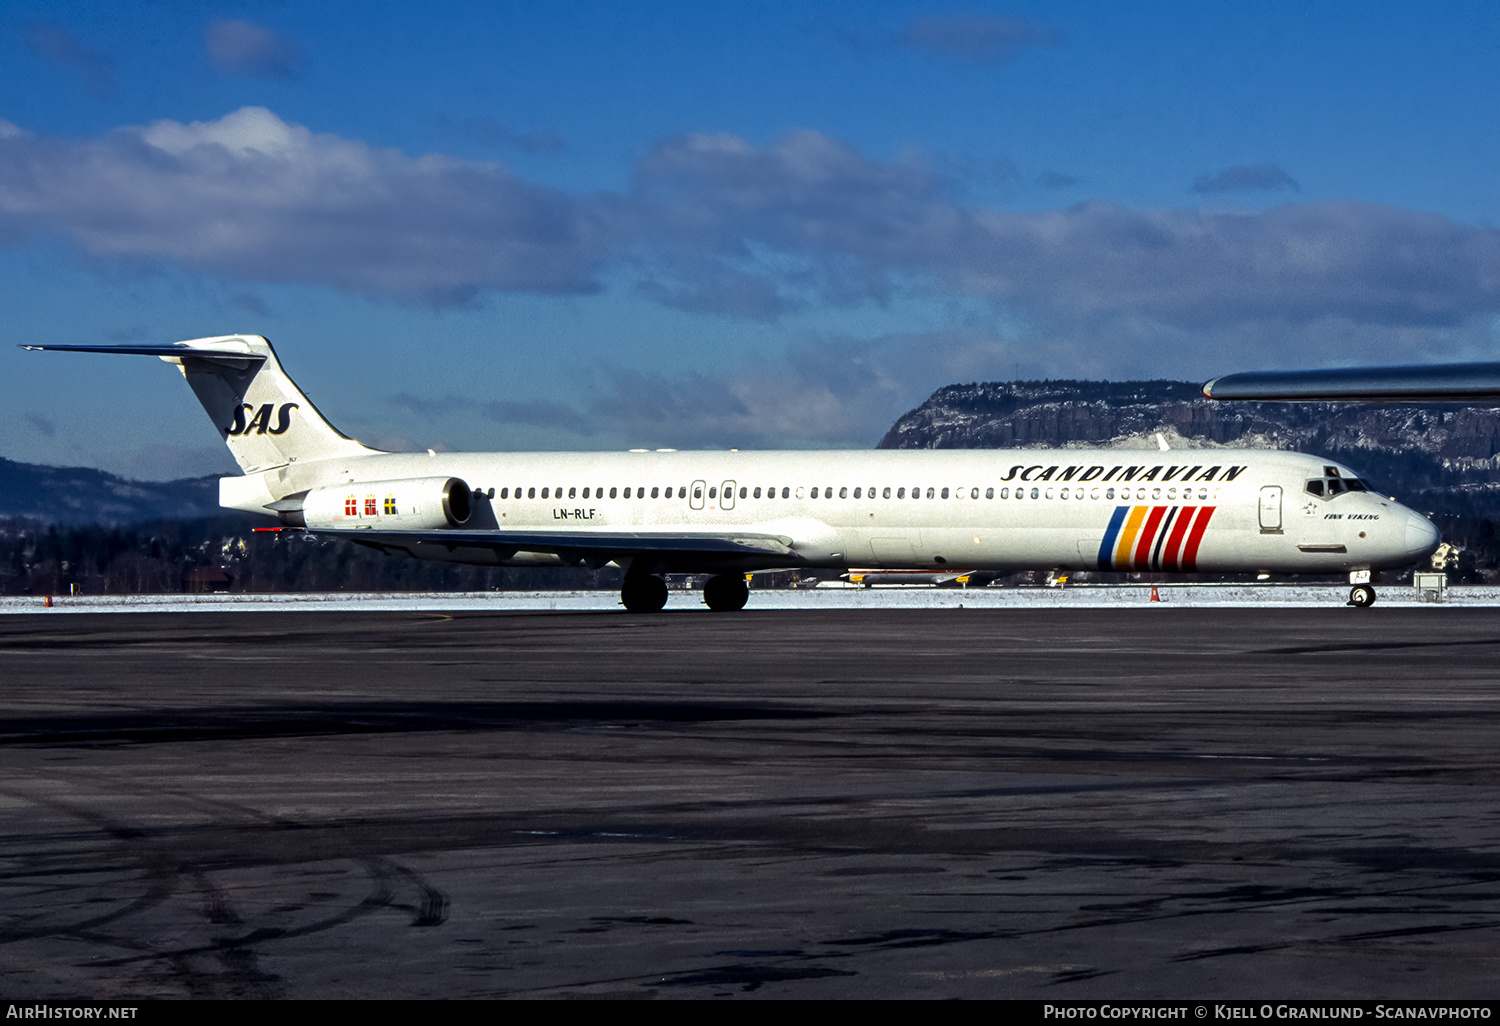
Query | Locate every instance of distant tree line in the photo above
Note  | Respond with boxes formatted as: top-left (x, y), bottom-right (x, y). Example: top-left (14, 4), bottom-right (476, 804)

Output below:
top-left (0, 517), bottom-right (625, 596)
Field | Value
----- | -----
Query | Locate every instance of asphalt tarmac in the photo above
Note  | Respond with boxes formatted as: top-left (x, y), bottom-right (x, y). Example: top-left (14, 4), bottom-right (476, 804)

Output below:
top-left (2, 606), bottom-right (1499, 999)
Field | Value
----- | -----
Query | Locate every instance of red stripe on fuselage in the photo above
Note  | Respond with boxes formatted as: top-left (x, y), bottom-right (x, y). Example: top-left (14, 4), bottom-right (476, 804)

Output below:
top-left (1133, 506), bottom-right (1168, 569)
top-left (1161, 505), bottom-right (1197, 572)
top-left (1182, 506), bottom-right (1216, 571)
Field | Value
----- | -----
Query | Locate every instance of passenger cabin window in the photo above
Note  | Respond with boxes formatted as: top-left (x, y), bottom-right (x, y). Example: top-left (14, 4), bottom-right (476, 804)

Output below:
top-left (609, 487), bottom-right (617, 498)
top-left (985, 488), bottom-right (994, 499)
top-left (740, 487), bottom-right (748, 498)
top-left (709, 487), bottom-right (717, 499)
top-left (882, 487), bottom-right (891, 499)
top-left (781, 487), bottom-right (789, 499)
top-left (754, 486), bottom-right (762, 498)
top-left (839, 487), bottom-right (848, 498)
top-left (941, 487), bottom-right (949, 499)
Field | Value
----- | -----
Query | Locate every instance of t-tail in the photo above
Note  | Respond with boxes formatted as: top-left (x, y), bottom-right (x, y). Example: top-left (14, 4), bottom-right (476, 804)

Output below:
top-left (20, 335), bottom-right (377, 473)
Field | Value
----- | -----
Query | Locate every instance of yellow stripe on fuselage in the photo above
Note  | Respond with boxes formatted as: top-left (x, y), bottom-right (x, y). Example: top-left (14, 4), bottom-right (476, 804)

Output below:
top-left (1113, 505), bottom-right (1148, 569)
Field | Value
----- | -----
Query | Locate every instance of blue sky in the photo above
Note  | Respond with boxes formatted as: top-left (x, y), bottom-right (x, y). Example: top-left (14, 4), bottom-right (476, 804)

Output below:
top-left (2, 1), bottom-right (1498, 478)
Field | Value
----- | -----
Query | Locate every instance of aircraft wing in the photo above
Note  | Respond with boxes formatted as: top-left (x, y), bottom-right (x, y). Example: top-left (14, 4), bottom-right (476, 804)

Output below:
top-left (317, 526), bottom-right (800, 564)
top-left (1202, 362), bottom-right (1500, 401)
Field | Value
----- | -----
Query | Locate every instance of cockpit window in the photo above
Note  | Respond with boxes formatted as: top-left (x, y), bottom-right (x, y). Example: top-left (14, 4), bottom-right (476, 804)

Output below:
top-left (1308, 473), bottom-right (1372, 498)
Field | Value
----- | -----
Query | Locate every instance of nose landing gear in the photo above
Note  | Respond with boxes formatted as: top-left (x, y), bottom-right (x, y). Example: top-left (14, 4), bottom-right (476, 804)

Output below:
top-left (1347, 584), bottom-right (1377, 608)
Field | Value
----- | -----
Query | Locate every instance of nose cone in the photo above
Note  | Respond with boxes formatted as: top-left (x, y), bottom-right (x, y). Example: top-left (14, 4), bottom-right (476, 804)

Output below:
top-left (1404, 512), bottom-right (1441, 560)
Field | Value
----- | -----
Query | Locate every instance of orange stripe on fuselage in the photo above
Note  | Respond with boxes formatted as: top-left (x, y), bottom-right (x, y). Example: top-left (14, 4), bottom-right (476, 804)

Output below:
top-left (1133, 506), bottom-right (1168, 569)
top-left (1113, 506), bottom-right (1148, 569)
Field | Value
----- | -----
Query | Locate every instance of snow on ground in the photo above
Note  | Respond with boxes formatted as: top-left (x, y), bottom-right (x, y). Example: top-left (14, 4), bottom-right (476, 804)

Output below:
top-left (1, 584), bottom-right (1493, 614)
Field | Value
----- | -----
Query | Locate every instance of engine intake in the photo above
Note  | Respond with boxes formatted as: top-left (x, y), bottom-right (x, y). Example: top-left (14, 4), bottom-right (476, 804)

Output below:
top-left (277, 477), bottom-right (473, 530)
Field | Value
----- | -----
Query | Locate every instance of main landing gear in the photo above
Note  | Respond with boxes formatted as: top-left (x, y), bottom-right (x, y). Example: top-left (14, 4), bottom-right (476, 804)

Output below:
top-left (1347, 584), bottom-right (1377, 608)
top-left (702, 574), bottom-right (750, 612)
top-left (620, 573), bottom-right (668, 613)
top-left (619, 572), bottom-right (751, 613)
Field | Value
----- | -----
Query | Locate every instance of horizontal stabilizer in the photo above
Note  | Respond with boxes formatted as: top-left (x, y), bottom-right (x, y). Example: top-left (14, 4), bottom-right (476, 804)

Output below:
top-left (19, 344), bottom-right (266, 367)
top-left (1203, 362), bottom-right (1500, 401)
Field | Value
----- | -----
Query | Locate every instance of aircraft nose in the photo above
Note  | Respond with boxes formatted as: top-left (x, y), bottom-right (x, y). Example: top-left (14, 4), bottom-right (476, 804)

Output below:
top-left (1404, 511), bottom-right (1441, 559)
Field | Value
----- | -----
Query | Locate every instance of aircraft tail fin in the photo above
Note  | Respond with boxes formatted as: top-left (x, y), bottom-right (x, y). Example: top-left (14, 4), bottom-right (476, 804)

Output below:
top-left (21, 335), bottom-right (377, 473)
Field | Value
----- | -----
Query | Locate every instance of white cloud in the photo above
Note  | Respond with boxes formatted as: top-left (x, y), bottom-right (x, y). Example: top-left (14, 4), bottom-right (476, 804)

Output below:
top-left (25, 23), bottom-right (113, 94)
top-left (0, 108), bottom-right (606, 304)
top-left (204, 20), bottom-right (305, 80)
top-left (1, 109), bottom-right (1499, 385)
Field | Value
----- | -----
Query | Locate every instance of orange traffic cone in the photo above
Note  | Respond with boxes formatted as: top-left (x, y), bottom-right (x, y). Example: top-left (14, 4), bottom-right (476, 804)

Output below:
top-left (1149, 585), bottom-right (1161, 602)
top-left (43, 595), bottom-right (53, 608)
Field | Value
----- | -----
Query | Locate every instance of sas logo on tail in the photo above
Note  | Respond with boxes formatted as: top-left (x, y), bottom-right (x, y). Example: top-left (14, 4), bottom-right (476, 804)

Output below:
top-left (1098, 505), bottom-right (1216, 572)
top-left (227, 402), bottom-right (298, 436)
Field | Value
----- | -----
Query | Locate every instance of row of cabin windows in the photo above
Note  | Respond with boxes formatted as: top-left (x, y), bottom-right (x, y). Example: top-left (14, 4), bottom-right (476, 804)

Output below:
top-left (492, 483), bottom-right (1215, 502)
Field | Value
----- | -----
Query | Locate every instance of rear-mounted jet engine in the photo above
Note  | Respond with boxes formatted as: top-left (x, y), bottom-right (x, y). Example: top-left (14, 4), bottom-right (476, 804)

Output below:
top-left (271, 476), bottom-right (473, 530)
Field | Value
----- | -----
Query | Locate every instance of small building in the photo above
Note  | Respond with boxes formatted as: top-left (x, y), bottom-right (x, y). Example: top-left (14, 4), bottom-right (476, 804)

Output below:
top-left (185, 567), bottom-right (233, 593)
top-left (1413, 571), bottom-right (1447, 600)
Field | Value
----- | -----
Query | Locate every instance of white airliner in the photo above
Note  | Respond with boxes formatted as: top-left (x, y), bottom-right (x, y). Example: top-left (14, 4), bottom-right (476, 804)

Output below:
top-left (24, 335), bottom-right (1440, 610)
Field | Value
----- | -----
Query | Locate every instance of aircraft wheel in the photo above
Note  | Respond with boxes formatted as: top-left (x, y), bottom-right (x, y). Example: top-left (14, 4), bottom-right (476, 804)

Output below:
top-left (621, 575), bottom-right (668, 613)
top-left (1347, 584), bottom-right (1376, 608)
top-left (703, 574), bottom-right (749, 612)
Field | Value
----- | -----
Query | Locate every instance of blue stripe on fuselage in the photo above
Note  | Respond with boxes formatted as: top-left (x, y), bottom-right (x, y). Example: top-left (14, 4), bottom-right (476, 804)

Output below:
top-left (1098, 505), bottom-right (1129, 570)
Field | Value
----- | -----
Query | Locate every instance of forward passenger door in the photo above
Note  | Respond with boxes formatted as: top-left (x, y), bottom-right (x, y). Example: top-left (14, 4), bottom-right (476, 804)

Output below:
top-left (1259, 485), bottom-right (1282, 532)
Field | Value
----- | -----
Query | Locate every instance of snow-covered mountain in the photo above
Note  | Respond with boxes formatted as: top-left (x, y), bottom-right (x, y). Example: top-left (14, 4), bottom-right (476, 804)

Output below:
top-left (878, 380), bottom-right (1500, 514)
top-left (0, 457), bottom-right (221, 526)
